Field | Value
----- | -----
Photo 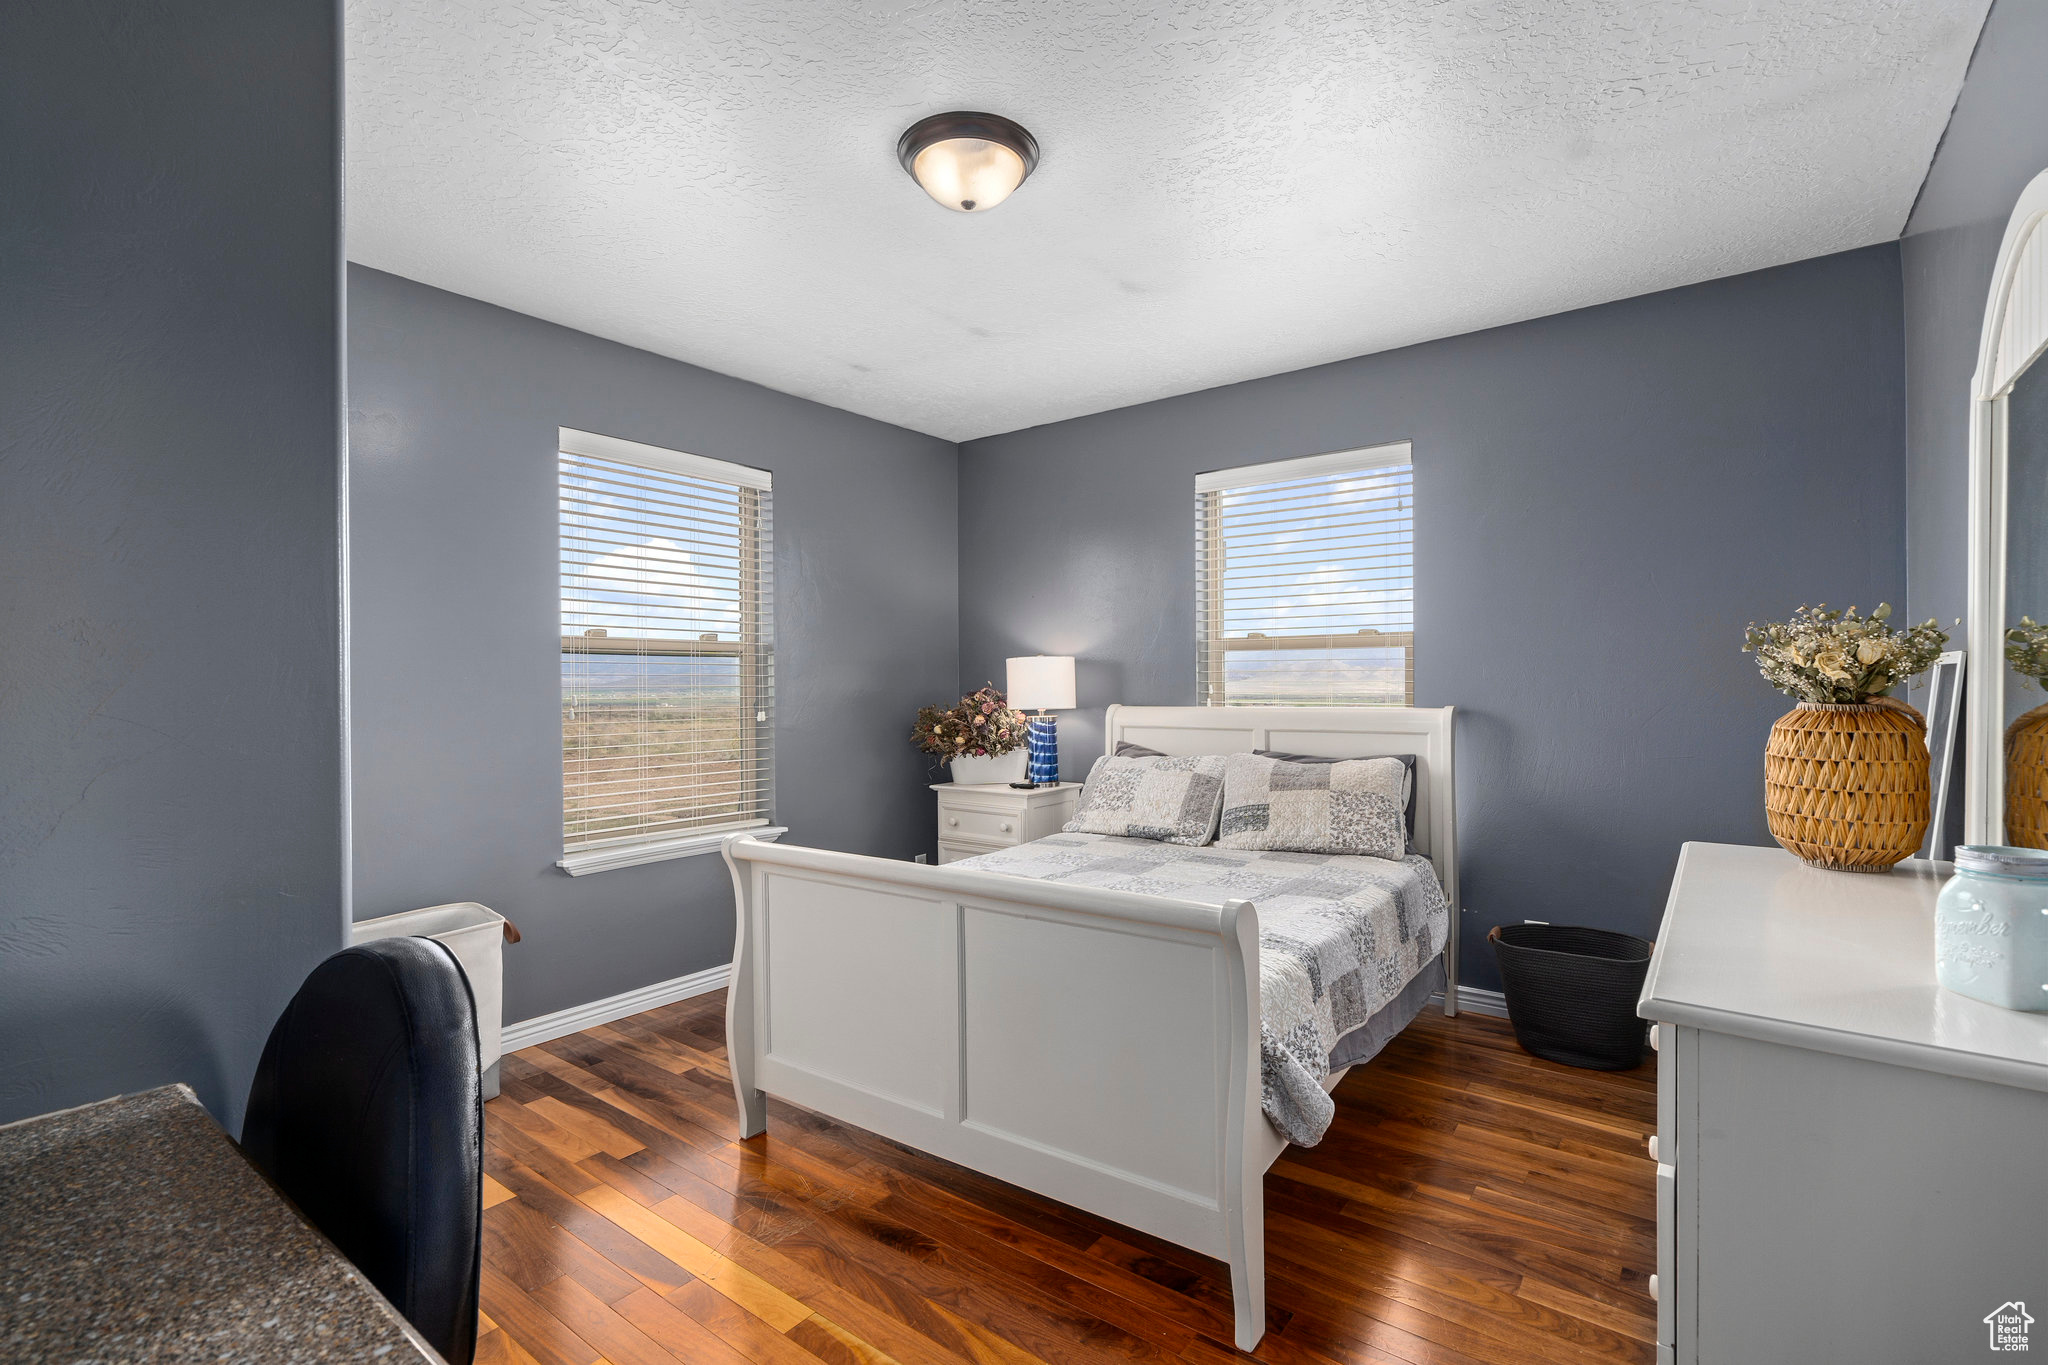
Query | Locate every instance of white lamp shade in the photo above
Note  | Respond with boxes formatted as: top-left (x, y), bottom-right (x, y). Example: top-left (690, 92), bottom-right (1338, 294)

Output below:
top-left (1006, 656), bottom-right (1076, 711)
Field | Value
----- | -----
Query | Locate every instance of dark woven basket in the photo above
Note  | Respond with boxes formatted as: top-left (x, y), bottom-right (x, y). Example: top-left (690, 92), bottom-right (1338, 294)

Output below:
top-left (1488, 924), bottom-right (1654, 1070)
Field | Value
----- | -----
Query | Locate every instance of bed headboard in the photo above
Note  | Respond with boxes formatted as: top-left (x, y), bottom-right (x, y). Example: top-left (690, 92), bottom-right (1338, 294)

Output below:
top-left (1102, 703), bottom-right (1460, 921)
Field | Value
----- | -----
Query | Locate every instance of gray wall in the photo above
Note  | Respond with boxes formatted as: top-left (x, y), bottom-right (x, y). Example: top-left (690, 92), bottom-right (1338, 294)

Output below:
top-left (0, 0), bottom-right (344, 1127)
top-left (347, 266), bottom-right (958, 1024)
top-left (960, 245), bottom-right (1907, 991)
top-left (1903, 0), bottom-right (2048, 635)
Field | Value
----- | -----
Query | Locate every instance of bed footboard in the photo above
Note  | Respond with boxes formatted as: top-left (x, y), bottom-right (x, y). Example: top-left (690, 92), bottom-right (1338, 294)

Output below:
top-left (721, 833), bottom-right (1269, 1350)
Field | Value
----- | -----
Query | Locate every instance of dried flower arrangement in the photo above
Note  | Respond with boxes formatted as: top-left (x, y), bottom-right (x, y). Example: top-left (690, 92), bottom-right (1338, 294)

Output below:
top-left (913, 684), bottom-right (1029, 763)
top-left (2008, 617), bottom-right (2048, 687)
top-left (1742, 603), bottom-right (1949, 704)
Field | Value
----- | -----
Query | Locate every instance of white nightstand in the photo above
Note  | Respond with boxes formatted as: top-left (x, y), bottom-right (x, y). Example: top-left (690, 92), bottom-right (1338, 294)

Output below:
top-left (931, 782), bottom-right (1082, 864)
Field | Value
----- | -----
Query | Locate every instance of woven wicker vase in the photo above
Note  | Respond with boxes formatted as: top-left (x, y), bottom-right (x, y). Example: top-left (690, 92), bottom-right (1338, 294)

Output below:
top-left (1763, 702), bottom-right (1929, 872)
top-left (2007, 704), bottom-right (2048, 851)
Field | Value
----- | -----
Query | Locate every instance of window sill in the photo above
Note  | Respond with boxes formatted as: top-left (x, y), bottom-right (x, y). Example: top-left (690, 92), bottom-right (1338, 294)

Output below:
top-left (557, 824), bottom-right (787, 877)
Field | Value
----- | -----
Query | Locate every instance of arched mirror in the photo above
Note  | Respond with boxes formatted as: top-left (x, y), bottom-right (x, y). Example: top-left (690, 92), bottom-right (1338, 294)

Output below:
top-left (1967, 167), bottom-right (2048, 847)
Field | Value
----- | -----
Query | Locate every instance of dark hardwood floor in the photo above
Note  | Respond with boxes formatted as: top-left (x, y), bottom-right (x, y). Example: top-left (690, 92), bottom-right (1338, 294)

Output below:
top-left (478, 991), bottom-right (1657, 1365)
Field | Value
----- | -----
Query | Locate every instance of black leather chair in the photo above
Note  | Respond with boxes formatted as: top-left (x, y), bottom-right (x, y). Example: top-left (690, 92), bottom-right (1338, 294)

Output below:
top-left (243, 938), bottom-right (483, 1365)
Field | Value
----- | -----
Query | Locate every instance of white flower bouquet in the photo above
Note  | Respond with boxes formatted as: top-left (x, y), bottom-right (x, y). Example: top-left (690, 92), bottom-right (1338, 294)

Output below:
top-left (1742, 603), bottom-right (1948, 705)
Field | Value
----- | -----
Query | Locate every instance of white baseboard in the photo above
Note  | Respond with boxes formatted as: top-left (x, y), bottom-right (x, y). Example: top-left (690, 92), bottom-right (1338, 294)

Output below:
top-left (501, 962), bottom-right (731, 1053)
top-left (1436, 985), bottom-right (1510, 1019)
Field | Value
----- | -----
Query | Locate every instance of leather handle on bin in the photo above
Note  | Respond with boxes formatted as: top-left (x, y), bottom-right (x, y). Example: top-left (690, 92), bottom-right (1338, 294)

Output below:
top-left (501, 919), bottom-right (523, 945)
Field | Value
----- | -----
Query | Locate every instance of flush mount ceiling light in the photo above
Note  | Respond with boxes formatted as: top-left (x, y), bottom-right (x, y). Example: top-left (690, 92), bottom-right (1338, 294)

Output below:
top-left (897, 111), bottom-right (1040, 213)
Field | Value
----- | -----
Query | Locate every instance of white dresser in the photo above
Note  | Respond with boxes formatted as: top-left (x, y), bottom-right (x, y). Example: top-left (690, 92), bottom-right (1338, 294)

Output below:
top-left (1641, 842), bottom-right (2048, 1363)
top-left (930, 781), bottom-right (1081, 864)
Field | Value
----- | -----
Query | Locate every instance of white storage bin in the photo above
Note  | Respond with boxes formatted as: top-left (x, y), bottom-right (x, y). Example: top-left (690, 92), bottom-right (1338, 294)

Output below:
top-left (351, 901), bottom-right (512, 1099)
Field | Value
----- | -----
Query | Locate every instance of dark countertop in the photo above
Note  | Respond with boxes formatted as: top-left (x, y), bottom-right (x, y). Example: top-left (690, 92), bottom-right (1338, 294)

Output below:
top-left (0, 1084), bottom-right (442, 1363)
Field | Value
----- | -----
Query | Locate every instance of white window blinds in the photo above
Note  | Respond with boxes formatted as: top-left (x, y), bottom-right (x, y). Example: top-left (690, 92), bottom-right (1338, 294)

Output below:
top-left (560, 428), bottom-right (773, 851)
top-left (1196, 443), bottom-right (1414, 707)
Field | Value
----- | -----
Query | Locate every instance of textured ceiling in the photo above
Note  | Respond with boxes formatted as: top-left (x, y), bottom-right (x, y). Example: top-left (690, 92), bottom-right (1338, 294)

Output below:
top-left (346, 0), bottom-right (1990, 442)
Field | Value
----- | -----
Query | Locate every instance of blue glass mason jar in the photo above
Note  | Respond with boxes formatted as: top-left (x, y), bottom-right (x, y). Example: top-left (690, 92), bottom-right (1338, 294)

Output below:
top-left (1935, 845), bottom-right (2048, 1011)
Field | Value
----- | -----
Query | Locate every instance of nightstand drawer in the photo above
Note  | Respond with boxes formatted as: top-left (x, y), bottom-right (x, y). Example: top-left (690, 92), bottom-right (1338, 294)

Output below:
top-left (941, 806), bottom-right (1026, 843)
top-left (932, 782), bottom-right (1081, 863)
top-left (937, 838), bottom-right (1005, 865)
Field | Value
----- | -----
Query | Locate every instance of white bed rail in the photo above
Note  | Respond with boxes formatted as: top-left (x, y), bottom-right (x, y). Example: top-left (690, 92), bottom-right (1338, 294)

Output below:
top-left (721, 833), bottom-right (1270, 1348)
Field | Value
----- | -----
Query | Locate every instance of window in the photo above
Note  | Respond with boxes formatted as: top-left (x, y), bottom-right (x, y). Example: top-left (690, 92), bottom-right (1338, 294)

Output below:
top-left (1196, 442), bottom-right (1414, 706)
top-left (559, 428), bottom-right (773, 860)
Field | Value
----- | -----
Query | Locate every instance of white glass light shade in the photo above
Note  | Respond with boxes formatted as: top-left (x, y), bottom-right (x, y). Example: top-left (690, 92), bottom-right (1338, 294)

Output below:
top-left (897, 112), bottom-right (1039, 214)
top-left (1006, 655), bottom-right (1076, 711)
top-left (911, 138), bottom-right (1026, 213)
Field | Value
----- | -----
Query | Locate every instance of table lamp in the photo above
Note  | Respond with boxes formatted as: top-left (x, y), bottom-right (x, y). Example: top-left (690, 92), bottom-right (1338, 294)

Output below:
top-left (1006, 655), bottom-right (1075, 787)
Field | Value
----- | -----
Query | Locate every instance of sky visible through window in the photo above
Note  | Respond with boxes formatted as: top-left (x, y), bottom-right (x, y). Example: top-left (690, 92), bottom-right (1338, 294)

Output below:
top-left (561, 459), bottom-right (744, 640)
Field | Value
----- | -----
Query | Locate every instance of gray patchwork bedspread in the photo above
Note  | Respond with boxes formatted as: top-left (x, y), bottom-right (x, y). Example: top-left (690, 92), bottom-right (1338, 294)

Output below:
top-left (951, 833), bottom-right (1449, 1146)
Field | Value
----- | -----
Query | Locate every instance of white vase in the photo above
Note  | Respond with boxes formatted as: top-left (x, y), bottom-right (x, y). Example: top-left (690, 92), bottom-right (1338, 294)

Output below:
top-left (949, 750), bottom-right (1029, 785)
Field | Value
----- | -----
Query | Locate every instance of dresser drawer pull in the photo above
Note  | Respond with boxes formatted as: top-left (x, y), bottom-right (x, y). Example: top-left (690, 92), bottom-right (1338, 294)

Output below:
top-left (1647, 1134), bottom-right (1659, 1161)
top-left (947, 817), bottom-right (958, 826)
top-left (1648, 1273), bottom-right (1659, 1303)
top-left (1000, 822), bottom-right (1012, 833)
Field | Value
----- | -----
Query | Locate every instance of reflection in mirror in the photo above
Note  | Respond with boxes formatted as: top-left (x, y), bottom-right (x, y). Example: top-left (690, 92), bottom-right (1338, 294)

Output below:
top-left (2006, 363), bottom-right (2048, 847)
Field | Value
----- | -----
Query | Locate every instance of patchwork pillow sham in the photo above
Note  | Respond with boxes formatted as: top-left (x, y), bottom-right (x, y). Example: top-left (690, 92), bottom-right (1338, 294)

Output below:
top-left (1217, 752), bottom-right (1406, 859)
top-left (1256, 748), bottom-right (1416, 851)
top-left (1064, 753), bottom-right (1227, 846)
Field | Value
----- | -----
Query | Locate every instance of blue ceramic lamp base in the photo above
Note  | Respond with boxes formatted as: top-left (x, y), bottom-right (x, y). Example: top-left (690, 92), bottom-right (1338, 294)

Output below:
top-left (1026, 715), bottom-right (1060, 785)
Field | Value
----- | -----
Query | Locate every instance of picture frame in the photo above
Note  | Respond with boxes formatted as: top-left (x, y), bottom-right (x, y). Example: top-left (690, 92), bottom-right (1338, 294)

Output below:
top-left (1920, 650), bottom-right (1967, 861)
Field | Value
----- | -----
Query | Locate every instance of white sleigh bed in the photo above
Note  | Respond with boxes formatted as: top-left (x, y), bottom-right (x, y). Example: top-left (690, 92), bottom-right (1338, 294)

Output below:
top-left (720, 704), bottom-right (1459, 1350)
